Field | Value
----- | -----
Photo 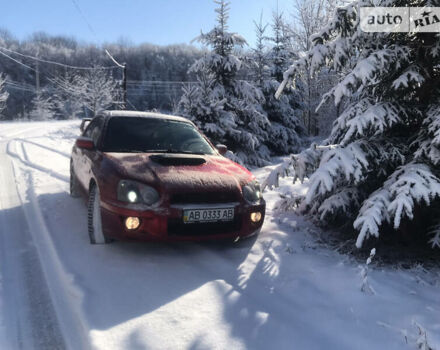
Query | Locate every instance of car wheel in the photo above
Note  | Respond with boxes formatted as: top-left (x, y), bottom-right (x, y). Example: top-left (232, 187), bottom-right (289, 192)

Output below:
top-left (70, 160), bottom-right (81, 198)
top-left (87, 184), bottom-right (108, 244)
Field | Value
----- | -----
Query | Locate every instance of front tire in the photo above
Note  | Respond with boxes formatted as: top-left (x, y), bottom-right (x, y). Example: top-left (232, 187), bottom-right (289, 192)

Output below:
top-left (87, 185), bottom-right (108, 244)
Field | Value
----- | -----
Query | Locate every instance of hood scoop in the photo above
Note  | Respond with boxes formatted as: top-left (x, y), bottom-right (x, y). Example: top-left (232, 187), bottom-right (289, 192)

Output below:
top-left (149, 154), bottom-right (206, 166)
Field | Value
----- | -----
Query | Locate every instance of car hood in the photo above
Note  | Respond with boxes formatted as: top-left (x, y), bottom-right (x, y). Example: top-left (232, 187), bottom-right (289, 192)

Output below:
top-left (103, 153), bottom-right (254, 194)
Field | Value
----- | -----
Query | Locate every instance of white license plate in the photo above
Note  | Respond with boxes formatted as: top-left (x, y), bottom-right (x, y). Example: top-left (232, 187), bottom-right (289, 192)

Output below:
top-left (183, 208), bottom-right (234, 223)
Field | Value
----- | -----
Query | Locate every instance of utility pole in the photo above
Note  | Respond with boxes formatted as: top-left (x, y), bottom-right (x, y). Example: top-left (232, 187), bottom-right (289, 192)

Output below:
top-left (35, 49), bottom-right (40, 96)
top-left (105, 49), bottom-right (126, 110)
top-left (122, 62), bottom-right (127, 109)
top-left (36, 61), bottom-right (40, 94)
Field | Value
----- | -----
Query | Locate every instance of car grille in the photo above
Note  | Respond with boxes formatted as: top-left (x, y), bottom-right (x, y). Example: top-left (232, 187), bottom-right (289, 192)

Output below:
top-left (167, 216), bottom-right (242, 236)
top-left (170, 191), bottom-right (239, 205)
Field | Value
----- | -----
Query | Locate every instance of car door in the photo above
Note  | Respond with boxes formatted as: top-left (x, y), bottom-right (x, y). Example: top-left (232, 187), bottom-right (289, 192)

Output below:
top-left (75, 117), bottom-right (105, 191)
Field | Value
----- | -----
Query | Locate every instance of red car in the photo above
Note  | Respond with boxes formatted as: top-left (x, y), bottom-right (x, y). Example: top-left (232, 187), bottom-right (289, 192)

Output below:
top-left (70, 111), bottom-right (265, 244)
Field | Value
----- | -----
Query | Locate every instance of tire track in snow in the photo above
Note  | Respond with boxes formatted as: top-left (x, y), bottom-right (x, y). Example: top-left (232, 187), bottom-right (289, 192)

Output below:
top-left (0, 140), bottom-right (66, 350)
top-left (16, 138), bottom-right (71, 158)
top-left (1, 126), bottom-right (42, 140)
top-left (4, 136), bottom-right (92, 350)
top-left (6, 140), bottom-right (69, 183)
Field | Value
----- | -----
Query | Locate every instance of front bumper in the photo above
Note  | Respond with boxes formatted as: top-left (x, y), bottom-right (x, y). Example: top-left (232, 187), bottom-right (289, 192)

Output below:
top-left (99, 200), bottom-right (265, 242)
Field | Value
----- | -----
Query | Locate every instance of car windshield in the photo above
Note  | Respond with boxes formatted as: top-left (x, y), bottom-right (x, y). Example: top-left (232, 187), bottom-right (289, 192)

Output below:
top-left (103, 117), bottom-right (216, 155)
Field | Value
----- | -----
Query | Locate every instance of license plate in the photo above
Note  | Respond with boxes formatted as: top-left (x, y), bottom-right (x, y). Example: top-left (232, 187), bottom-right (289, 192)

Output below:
top-left (183, 208), bottom-right (234, 223)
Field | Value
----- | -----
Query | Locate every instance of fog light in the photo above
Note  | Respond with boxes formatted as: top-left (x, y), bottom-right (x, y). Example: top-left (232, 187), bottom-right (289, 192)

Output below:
top-left (125, 217), bottom-right (140, 230)
top-left (250, 212), bottom-right (262, 223)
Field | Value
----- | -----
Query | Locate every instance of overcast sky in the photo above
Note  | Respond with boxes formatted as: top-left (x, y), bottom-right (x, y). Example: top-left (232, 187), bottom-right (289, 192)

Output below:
top-left (1, 0), bottom-right (293, 46)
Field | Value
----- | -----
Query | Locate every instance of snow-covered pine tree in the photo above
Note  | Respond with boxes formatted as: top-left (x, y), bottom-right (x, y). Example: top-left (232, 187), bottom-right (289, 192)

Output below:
top-left (179, 61), bottom-right (228, 140)
top-left (179, 0), bottom-right (270, 166)
top-left (251, 13), bottom-right (269, 88)
top-left (0, 74), bottom-right (9, 119)
top-left (261, 11), bottom-right (304, 155)
top-left (269, 10), bottom-right (291, 84)
top-left (29, 91), bottom-right (55, 120)
top-left (273, 0), bottom-right (440, 248)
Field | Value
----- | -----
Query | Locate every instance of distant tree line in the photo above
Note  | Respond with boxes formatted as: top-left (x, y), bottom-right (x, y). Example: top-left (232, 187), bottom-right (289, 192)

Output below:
top-left (0, 30), bottom-right (203, 119)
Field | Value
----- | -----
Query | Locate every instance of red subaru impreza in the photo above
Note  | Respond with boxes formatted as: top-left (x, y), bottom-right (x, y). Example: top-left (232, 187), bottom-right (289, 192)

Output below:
top-left (70, 111), bottom-right (265, 244)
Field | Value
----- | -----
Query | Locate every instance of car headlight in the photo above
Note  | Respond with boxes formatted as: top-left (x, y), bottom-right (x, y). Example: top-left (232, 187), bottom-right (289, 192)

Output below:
top-left (117, 180), bottom-right (160, 206)
top-left (242, 180), bottom-right (263, 204)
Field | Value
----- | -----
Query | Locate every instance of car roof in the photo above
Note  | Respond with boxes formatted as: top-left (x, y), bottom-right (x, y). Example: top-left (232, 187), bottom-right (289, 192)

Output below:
top-left (101, 110), bottom-right (194, 125)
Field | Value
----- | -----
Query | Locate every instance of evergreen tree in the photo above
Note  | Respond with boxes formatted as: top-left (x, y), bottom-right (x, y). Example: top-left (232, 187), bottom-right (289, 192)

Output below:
top-left (269, 10), bottom-right (290, 83)
top-left (251, 13), bottom-right (269, 88)
top-left (269, 0), bottom-right (440, 248)
top-left (180, 0), bottom-right (270, 166)
top-left (29, 91), bottom-right (55, 120)
top-left (179, 61), bottom-right (228, 139)
top-left (261, 11), bottom-right (304, 155)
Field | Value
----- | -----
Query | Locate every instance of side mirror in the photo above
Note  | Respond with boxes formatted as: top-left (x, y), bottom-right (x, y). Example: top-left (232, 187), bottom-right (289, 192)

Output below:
top-left (80, 118), bottom-right (92, 133)
top-left (76, 137), bottom-right (95, 150)
top-left (216, 144), bottom-right (227, 156)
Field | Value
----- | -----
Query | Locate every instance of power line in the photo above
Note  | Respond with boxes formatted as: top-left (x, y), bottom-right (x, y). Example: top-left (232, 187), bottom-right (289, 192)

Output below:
top-left (68, 0), bottom-right (129, 110)
top-left (105, 49), bottom-right (126, 108)
top-left (0, 46), bottom-right (119, 70)
top-left (5, 81), bottom-right (33, 89)
top-left (70, 0), bottom-right (97, 37)
top-left (0, 48), bottom-right (87, 95)
top-left (0, 47), bottom-right (187, 104)
top-left (105, 50), bottom-right (124, 68)
top-left (0, 48), bottom-right (126, 104)
top-left (0, 50), bottom-right (37, 72)
top-left (5, 79), bottom-right (35, 89)
top-left (46, 76), bottom-right (81, 95)
top-left (0, 50), bottom-right (87, 97)
top-left (4, 85), bottom-right (35, 93)
top-left (126, 98), bottom-right (138, 110)
top-left (4, 80), bottom-right (36, 92)
top-left (4, 80), bottom-right (35, 91)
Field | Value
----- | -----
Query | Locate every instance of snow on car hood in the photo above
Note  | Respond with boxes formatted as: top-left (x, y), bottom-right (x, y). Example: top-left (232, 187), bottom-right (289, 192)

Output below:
top-left (103, 153), bottom-right (254, 193)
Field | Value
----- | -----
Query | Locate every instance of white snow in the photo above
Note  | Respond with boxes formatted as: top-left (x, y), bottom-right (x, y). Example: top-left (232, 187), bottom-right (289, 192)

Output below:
top-left (0, 121), bottom-right (439, 350)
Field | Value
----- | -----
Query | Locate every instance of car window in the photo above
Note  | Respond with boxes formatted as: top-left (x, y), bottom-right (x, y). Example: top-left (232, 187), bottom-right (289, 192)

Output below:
top-left (103, 117), bottom-right (215, 155)
top-left (83, 117), bottom-right (104, 146)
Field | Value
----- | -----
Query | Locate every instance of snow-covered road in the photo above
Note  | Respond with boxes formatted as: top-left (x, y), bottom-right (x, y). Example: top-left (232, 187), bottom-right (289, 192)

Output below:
top-left (0, 121), bottom-right (439, 350)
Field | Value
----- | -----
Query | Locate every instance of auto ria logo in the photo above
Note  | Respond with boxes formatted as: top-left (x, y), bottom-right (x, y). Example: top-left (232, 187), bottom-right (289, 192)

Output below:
top-left (360, 7), bottom-right (440, 32)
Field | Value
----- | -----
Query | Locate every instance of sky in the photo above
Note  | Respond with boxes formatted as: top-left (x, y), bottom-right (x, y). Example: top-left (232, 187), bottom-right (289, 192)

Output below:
top-left (1, 0), bottom-right (293, 47)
